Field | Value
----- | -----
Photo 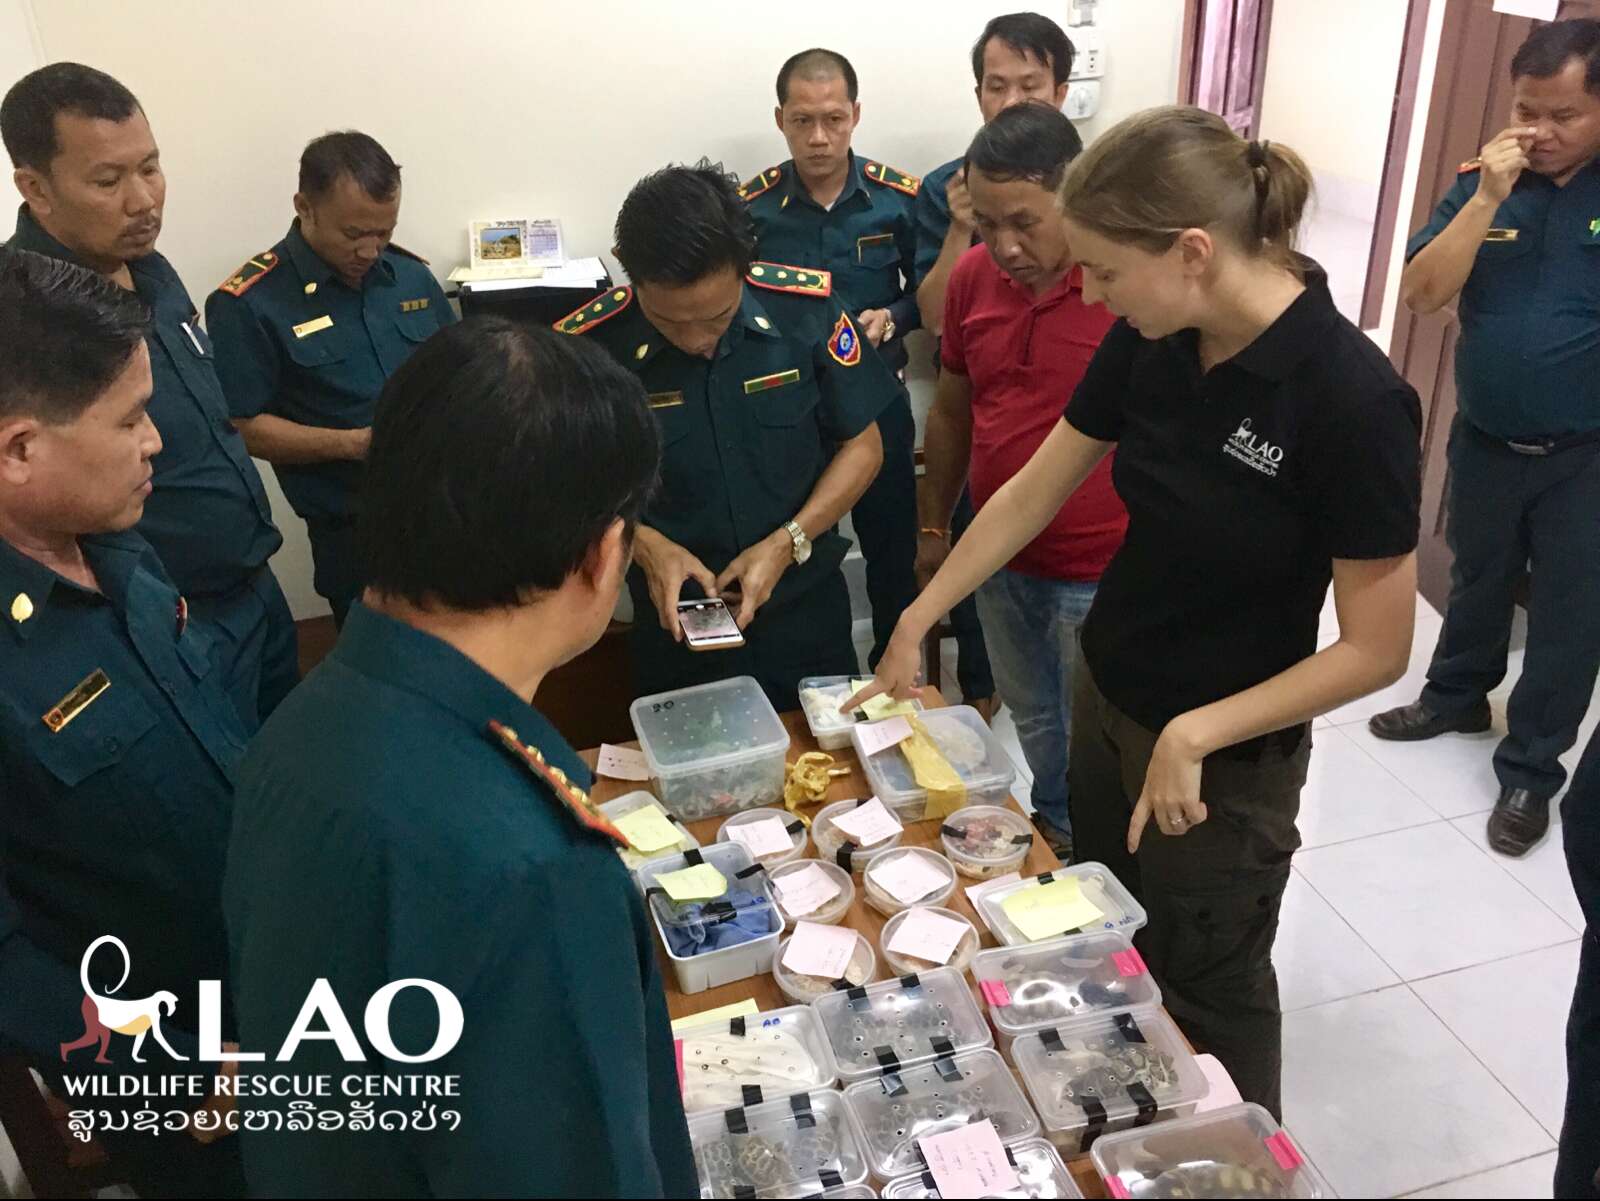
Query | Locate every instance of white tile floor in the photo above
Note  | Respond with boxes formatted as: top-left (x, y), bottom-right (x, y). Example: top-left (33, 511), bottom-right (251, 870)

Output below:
top-left (919, 590), bottom-right (1587, 1198)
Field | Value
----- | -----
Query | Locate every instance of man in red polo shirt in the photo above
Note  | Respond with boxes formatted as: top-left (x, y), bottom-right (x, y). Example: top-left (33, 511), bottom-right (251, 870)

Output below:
top-left (917, 102), bottom-right (1126, 856)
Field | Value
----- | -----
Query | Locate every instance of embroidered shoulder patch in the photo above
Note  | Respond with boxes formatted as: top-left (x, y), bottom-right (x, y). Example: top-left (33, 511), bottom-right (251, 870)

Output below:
top-left (487, 720), bottom-right (628, 847)
top-left (827, 311), bottom-right (861, 367)
top-left (863, 161), bottom-right (920, 197)
top-left (746, 262), bottom-right (831, 298)
top-left (217, 251), bottom-right (280, 298)
top-left (554, 287), bottom-right (633, 335)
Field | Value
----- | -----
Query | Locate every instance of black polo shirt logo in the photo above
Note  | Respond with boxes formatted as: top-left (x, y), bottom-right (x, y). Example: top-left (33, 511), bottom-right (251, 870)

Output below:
top-left (1223, 417), bottom-right (1286, 478)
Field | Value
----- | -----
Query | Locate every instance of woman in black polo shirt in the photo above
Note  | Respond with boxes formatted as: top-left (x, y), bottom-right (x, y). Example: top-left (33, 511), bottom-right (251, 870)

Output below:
top-left (852, 106), bottom-right (1422, 1117)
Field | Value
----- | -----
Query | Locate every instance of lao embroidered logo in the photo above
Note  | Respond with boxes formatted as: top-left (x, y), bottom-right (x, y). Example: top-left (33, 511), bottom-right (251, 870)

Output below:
top-left (827, 312), bottom-right (861, 367)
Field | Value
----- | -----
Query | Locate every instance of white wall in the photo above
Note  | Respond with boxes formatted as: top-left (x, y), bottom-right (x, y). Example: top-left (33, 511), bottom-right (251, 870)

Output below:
top-left (20, 0), bottom-right (1183, 618)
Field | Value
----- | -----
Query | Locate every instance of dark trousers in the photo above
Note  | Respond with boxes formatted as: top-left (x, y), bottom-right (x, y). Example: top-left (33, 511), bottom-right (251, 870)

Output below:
top-left (852, 392), bottom-right (919, 669)
top-left (1557, 729), bottom-right (1600, 1198)
top-left (949, 489), bottom-right (995, 702)
top-left (628, 569), bottom-right (858, 714)
top-left (1069, 656), bottom-right (1308, 1119)
top-left (305, 516), bottom-right (363, 629)
top-left (1421, 418), bottom-right (1600, 798)
top-left (190, 565), bottom-right (299, 727)
top-left (101, 1125), bottom-right (247, 1198)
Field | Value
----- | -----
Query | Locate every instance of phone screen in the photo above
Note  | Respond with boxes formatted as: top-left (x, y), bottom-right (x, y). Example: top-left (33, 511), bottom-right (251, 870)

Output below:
top-left (677, 598), bottom-right (745, 649)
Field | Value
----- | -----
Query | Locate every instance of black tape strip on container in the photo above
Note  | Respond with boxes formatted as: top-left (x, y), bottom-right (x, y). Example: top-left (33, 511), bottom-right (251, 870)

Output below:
top-left (1130, 1081), bottom-right (1158, 1126)
top-left (1040, 1027), bottom-right (1066, 1054)
top-left (899, 972), bottom-right (922, 991)
top-left (735, 863), bottom-right (766, 881)
top-left (685, 848), bottom-right (705, 866)
top-left (819, 1169), bottom-right (844, 1189)
top-left (1039, 870), bottom-right (1054, 884)
top-left (1115, 1012), bottom-right (1147, 1044)
top-left (733, 1187), bottom-right (756, 1200)
top-left (837, 840), bottom-right (858, 870)
top-left (741, 1084), bottom-right (764, 1108)
top-left (729, 1016), bottom-right (746, 1037)
top-left (790, 1093), bottom-right (817, 1129)
top-left (921, 1171), bottom-right (940, 1194)
top-left (724, 1107), bottom-right (748, 1134)
top-left (1077, 1096), bottom-right (1108, 1154)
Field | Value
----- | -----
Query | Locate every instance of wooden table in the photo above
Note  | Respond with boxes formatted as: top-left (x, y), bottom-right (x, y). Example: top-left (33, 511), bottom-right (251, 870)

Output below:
top-left (581, 688), bottom-right (1108, 1198)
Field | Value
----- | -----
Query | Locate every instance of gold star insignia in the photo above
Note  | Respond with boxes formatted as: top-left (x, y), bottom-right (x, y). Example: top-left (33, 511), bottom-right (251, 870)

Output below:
top-left (635, 343), bottom-right (649, 359)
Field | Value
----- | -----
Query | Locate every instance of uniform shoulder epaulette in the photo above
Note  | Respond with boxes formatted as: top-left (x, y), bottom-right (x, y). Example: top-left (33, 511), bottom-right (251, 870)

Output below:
top-left (864, 161), bottom-right (920, 197)
top-left (553, 286), bottom-right (634, 335)
top-left (739, 166), bottom-right (783, 202)
top-left (1458, 157), bottom-right (1482, 175)
top-left (487, 720), bottom-right (628, 847)
top-left (216, 251), bottom-right (281, 298)
top-left (387, 242), bottom-right (430, 264)
top-left (746, 261), bottom-right (831, 298)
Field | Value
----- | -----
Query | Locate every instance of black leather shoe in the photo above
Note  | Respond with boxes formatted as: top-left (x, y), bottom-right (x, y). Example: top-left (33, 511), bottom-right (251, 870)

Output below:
top-left (1486, 788), bottom-right (1550, 857)
top-left (1368, 699), bottom-right (1492, 742)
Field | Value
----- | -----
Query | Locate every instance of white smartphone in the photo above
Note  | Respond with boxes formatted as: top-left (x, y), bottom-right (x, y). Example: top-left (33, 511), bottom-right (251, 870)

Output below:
top-left (677, 597), bottom-right (746, 651)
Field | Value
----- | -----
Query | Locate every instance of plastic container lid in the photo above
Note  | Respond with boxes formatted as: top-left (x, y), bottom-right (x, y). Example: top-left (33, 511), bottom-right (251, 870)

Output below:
top-left (598, 791), bottom-right (700, 873)
top-left (862, 847), bottom-right (958, 917)
top-left (688, 1087), bottom-right (870, 1198)
top-left (1012, 1008), bottom-right (1209, 1144)
top-left (630, 676), bottom-right (790, 818)
top-left (718, 807), bottom-right (809, 869)
top-left (976, 864), bottom-right (1149, 946)
top-left (878, 906), bottom-right (980, 978)
top-left (881, 1137), bottom-right (1083, 1199)
top-left (842, 1048), bottom-right (1040, 1179)
top-left (971, 933), bottom-right (1164, 1039)
top-left (853, 706), bottom-right (1016, 820)
top-left (814, 799), bottom-right (905, 873)
top-left (674, 1004), bottom-right (840, 1115)
top-left (1091, 1103), bottom-right (1331, 1199)
top-left (768, 858), bottom-right (856, 927)
top-left (814, 965), bottom-right (993, 1083)
top-left (773, 930), bottom-right (878, 1005)
top-left (638, 843), bottom-right (782, 961)
top-left (939, 804), bottom-right (1035, 880)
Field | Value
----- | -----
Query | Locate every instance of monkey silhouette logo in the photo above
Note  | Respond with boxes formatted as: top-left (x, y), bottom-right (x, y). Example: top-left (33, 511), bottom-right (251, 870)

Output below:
top-left (58, 935), bottom-right (188, 1065)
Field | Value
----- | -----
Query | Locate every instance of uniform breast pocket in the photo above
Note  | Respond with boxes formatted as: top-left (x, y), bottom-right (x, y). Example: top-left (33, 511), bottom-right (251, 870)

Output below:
top-left (1463, 235), bottom-right (1535, 313)
top-left (855, 233), bottom-right (900, 269)
top-left (284, 326), bottom-right (350, 370)
top-left (26, 681), bottom-right (159, 791)
top-left (395, 310), bottom-right (440, 345)
top-left (750, 372), bottom-right (821, 429)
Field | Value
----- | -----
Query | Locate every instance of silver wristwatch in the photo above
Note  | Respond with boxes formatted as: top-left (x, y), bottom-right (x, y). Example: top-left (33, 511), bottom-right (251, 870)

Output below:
top-left (783, 520), bottom-right (812, 565)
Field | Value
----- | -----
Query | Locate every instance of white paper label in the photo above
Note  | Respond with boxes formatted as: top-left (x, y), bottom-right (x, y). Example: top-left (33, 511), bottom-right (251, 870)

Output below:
top-left (867, 853), bottom-right (950, 905)
top-left (782, 920), bottom-right (860, 978)
top-left (726, 815), bottom-right (793, 858)
top-left (887, 908), bottom-right (970, 965)
top-left (830, 798), bottom-right (903, 848)
top-left (596, 743), bottom-right (650, 780)
top-left (774, 863), bottom-right (841, 917)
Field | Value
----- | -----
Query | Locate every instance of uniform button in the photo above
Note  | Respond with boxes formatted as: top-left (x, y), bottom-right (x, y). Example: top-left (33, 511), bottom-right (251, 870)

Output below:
top-left (102, 736), bottom-right (120, 753)
top-left (160, 677), bottom-right (176, 693)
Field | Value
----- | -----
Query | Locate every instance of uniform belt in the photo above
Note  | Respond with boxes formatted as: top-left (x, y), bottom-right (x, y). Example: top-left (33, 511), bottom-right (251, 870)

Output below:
top-left (1476, 424), bottom-right (1600, 457)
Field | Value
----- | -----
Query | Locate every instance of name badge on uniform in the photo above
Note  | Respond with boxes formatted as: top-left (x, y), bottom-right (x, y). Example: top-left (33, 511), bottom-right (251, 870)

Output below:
top-left (1484, 228), bottom-right (1520, 242)
top-left (648, 391), bottom-right (685, 409)
top-left (42, 669), bottom-right (111, 733)
top-left (856, 231), bottom-right (895, 261)
top-left (293, 315), bottom-right (334, 339)
top-left (744, 369), bottom-right (801, 395)
top-left (399, 298), bottom-right (431, 313)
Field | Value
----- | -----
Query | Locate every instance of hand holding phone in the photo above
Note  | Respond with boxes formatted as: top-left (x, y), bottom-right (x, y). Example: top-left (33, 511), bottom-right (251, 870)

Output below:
top-left (676, 597), bottom-right (746, 651)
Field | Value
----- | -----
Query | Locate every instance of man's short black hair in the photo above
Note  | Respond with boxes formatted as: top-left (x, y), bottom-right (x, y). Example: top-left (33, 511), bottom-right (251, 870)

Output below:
top-left (776, 48), bottom-right (859, 105)
top-left (971, 12), bottom-right (1075, 87)
top-left (359, 319), bottom-right (659, 611)
top-left (1, 62), bottom-right (142, 172)
top-left (964, 101), bottom-right (1084, 192)
top-left (614, 160), bottom-right (756, 286)
top-left (0, 246), bottom-right (150, 423)
top-left (298, 131), bottom-right (401, 203)
top-left (1512, 18), bottom-right (1600, 96)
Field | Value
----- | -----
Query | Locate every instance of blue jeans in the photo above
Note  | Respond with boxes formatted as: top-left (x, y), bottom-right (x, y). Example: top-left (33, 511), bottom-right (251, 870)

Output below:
top-left (974, 568), bottom-right (1097, 834)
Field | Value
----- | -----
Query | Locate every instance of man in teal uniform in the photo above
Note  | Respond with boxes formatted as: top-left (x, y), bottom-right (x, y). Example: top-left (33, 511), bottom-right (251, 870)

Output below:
top-left (206, 130), bottom-right (455, 627)
top-left (224, 318), bottom-right (696, 1197)
top-left (0, 247), bottom-right (249, 1195)
top-left (742, 48), bottom-right (919, 666)
top-left (557, 161), bottom-right (896, 710)
top-left (2, 63), bottom-right (294, 724)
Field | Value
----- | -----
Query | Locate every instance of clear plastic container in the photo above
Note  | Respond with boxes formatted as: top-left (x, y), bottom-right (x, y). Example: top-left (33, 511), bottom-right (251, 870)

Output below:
top-left (813, 966), bottom-right (993, 1083)
top-left (878, 907), bottom-right (980, 977)
top-left (940, 804), bottom-right (1035, 880)
top-left (971, 933), bottom-right (1165, 1057)
top-left (842, 1048), bottom-right (1039, 1180)
top-left (689, 1087), bottom-right (870, 1198)
top-left (718, 807), bottom-right (809, 869)
top-left (862, 847), bottom-right (958, 917)
top-left (674, 1004), bottom-right (840, 1115)
top-left (1091, 1103), bottom-right (1331, 1199)
top-left (814, 800), bottom-right (905, 873)
top-left (800, 676), bottom-right (925, 752)
top-left (769, 858), bottom-right (857, 927)
top-left (1012, 1008), bottom-right (1209, 1155)
top-left (630, 676), bottom-right (790, 821)
top-left (773, 930), bottom-right (878, 1004)
top-left (637, 843), bottom-right (782, 994)
top-left (975, 865), bottom-right (1148, 947)
top-left (881, 1138), bottom-right (1083, 1198)
top-left (598, 790), bottom-right (701, 875)
top-left (853, 706), bottom-right (1016, 822)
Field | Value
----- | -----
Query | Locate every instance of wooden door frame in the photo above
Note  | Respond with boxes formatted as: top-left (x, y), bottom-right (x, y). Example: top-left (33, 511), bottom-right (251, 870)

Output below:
top-left (1178, 0), bottom-right (1276, 137)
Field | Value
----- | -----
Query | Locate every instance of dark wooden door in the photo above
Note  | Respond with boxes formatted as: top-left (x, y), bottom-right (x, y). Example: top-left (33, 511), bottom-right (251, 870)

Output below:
top-left (1391, 0), bottom-right (1600, 608)
top-left (1182, 0), bottom-right (1276, 136)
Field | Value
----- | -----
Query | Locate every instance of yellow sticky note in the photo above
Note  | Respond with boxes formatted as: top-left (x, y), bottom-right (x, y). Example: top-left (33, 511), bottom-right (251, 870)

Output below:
top-left (670, 998), bottom-right (761, 1033)
top-left (614, 806), bottom-right (681, 853)
top-left (852, 678), bottom-right (919, 721)
top-left (657, 863), bottom-right (728, 902)
top-left (1001, 877), bottom-right (1105, 941)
